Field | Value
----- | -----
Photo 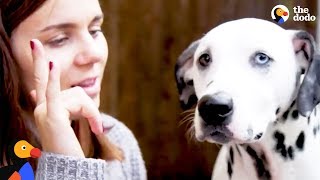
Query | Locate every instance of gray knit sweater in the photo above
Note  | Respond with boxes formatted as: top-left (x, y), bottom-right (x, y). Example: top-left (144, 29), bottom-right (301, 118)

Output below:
top-left (35, 114), bottom-right (147, 180)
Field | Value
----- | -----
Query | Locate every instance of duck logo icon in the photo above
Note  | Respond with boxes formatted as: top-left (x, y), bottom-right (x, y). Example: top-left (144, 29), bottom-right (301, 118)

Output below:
top-left (0, 140), bottom-right (41, 180)
top-left (271, 5), bottom-right (289, 24)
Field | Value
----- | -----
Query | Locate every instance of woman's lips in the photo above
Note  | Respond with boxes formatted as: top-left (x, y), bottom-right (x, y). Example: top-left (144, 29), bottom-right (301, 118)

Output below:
top-left (71, 77), bottom-right (100, 98)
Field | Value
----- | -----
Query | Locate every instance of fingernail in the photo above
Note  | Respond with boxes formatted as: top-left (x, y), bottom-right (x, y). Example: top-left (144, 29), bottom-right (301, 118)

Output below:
top-left (102, 120), bottom-right (115, 133)
top-left (30, 40), bottom-right (35, 50)
top-left (49, 61), bottom-right (53, 71)
top-left (100, 125), bottom-right (104, 134)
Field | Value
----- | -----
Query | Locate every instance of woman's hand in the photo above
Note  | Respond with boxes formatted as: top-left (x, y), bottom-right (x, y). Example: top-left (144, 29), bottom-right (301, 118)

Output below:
top-left (30, 39), bottom-right (103, 157)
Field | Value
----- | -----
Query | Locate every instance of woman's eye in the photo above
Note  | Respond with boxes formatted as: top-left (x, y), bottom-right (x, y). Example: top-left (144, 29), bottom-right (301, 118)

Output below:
top-left (254, 53), bottom-right (271, 65)
top-left (48, 36), bottom-right (69, 47)
top-left (198, 53), bottom-right (211, 67)
top-left (89, 29), bottom-right (102, 38)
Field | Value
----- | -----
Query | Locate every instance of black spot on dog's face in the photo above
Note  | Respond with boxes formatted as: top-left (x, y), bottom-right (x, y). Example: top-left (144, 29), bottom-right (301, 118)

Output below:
top-left (246, 146), bottom-right (271, 179)
top-left (177, 77), bottom-right (186, 94)
top-left (187, 80), bottom-right (194, 86)
top-left (229, 147), bottom-right (234, 164)
top-left (279, 147), bottom-right (287, 159)
top-left (276, 108), bottom-right (280, 115)
top-left (180, 94), bottom-right (198, 110)
top-left (287, 146), bottom-right (294, 160)
top-left (207, 80), bottom-right (213, 87)
top-left (274, 131), bottom-right (287, 159)
top-left (274, 131), bottom-right (285, 143)
top-left (273, 130), bottom-right (306, 161)
top-left (265, 171), bottom-right (271, 179)
top-left (282, 110), bottom-right (290, 121)
top-left (246, 146), bottom-right (257, 158)
top-left (227, 160), bottom-right (233, 178)
top-left (291, 110), bottom-right (299, 119)
top-left (290, 100), bottom-right (296, 109)
top-left (235, 145), bottom-right (242, 157)
top-left (254, 133), bottom-right (263, 140)
top-left (280, 100), bottom-right (296, 121)
top-left (296, 131), bottom-right (305, 150)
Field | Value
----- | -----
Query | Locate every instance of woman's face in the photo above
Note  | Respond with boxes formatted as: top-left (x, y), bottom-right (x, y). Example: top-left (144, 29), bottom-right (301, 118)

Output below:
top-left (10, 0), bottom-right (108, 106)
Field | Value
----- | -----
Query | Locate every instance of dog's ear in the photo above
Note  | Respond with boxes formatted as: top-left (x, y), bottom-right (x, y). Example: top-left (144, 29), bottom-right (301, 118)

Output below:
top-left (174, 40), bottom-right (199, 110)
top-left (293, 31), bottom-right (320, 117)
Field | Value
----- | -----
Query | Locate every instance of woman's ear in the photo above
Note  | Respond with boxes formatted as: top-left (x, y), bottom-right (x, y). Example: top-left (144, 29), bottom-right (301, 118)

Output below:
top-left (174, 40), bottom-right (199, 110)
top-left (294, 30), bottom-right (320, 117)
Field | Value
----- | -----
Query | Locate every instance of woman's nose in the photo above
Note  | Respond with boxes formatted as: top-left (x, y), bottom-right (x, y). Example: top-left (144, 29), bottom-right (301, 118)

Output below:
top-left (73, 34), bottom-right (104, 66)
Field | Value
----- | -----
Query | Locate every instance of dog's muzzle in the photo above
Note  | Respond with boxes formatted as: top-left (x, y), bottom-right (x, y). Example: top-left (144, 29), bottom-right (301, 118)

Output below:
top-left (198, 92), bottom-right (234, 143)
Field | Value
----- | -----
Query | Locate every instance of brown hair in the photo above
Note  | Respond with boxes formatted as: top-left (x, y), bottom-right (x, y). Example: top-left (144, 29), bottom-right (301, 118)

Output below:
top-left (0, 0), bottom-right (122, 167)
top-left (0, 0), bottom-right (48, 167)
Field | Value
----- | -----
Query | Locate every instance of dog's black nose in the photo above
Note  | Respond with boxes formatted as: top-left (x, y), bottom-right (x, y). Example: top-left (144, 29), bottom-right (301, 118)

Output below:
top-left (198, 92), bottom-right (233, 125)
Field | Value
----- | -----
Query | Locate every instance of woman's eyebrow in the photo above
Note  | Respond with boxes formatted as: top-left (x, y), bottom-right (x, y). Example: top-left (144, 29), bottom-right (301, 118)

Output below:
top-left (91, 14), bottom-right (104, 24)
top-left (40, 23), bottom-right (76, 32)
top-left (40, 14), bottom-right (104, 32)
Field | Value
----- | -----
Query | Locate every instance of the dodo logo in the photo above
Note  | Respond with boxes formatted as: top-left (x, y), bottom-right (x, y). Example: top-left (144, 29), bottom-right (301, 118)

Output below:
top-left (271, 5), bottom-right (289, 24)
top-left (0, 140), bottom-right (41, 180)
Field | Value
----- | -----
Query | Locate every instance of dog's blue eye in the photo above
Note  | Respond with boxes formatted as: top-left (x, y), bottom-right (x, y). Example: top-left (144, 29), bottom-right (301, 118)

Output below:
top-left (199, 53), bottom-right (211, 67)
top-left (254, 53), bottom-right (271, 65)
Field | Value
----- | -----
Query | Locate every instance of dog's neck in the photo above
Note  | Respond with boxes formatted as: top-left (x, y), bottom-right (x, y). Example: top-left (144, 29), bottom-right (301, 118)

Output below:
top-left (232, 99), bottom-right (320, 179)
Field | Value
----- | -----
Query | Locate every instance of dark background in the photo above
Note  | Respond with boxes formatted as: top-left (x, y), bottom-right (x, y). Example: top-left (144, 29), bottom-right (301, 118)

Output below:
top-left (99, 0), bottom-right (317, 179)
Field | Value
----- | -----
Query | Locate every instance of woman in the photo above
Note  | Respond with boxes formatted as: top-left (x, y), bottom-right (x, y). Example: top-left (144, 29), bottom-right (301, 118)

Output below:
top-left (0, 0), bottom-right (146, 179)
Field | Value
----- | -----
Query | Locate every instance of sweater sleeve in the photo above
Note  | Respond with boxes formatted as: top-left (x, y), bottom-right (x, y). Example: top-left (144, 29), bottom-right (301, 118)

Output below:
top-left (35, 152), bottom-right (125, 180)
top-left (104, 114), bottom-right (147, 180)
top-left (35, 114), bottom-right (147, 180)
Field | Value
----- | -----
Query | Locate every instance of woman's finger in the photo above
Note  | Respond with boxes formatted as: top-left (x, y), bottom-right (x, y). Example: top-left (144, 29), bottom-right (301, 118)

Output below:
top-left (62, 87), bottom-right (103, 134)
top-left (29, 90), bottom-right (36, 103)
top-left (46, 61), bottom-right (62, 117)
top-left (31, 39), bottom-right (49, 105)
top-left (32, 84), bottom-right (103, 134)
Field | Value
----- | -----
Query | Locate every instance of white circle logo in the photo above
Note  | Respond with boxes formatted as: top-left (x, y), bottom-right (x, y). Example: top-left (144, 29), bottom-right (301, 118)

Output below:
top-left (271, 5), bottom-right (290, 24)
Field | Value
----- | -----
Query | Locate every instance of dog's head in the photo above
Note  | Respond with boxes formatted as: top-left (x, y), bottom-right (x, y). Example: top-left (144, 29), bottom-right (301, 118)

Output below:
top-left (175, 18), bottom-right (320, 144)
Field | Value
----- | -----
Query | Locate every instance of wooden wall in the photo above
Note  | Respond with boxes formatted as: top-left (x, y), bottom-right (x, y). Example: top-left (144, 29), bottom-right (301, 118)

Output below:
top-left (99, 0), bottom-right (317, 179)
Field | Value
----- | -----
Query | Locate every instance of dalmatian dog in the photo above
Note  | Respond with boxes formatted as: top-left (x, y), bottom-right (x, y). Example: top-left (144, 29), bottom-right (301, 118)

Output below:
top-left (175, 18), bottom-right (320, 180)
